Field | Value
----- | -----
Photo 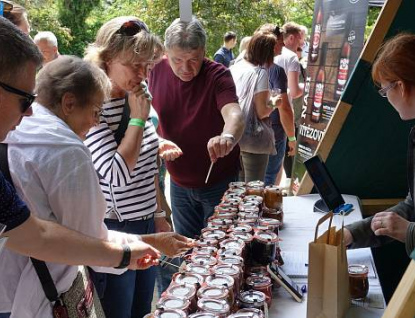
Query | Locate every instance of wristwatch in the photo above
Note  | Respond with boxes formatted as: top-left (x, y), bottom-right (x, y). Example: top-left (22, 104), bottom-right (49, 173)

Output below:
top-left (115, 244), bottom-right (131, 269)
top-left (155, 210), bottom-right (166, 218)
top-left (221, 133), bottom-right (236, 143)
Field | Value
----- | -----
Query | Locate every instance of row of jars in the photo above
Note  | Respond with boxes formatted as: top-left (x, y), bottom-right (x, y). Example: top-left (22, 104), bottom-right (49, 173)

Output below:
top-left (150, 307), bottom-right (265, 318)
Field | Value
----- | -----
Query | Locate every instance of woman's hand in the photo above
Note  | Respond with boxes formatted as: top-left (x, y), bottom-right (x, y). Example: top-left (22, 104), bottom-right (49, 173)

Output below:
top-left (127, 241), bottom-right (161, 270)
top-left (142, 232), bottom-right (195, 257)
top-left (128, 82), bottom-right (151, 120)
top-left (155, 217), bottom-right (172, 233)
top-left (159, 139), bottom-right (183, 161)
top-left (370, 211), bottom-right (410, 242)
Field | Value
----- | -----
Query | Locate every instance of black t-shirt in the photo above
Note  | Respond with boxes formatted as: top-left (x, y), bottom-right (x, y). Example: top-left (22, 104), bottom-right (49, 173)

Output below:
top-left (269, 64), bottom-right (288, 142)
top-left (0, 172), bottom-right (30, 232)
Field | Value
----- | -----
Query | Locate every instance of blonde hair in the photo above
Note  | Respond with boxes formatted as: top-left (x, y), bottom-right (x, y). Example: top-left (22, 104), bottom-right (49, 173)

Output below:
top-left (84, 16), bottom-right (163, 71)
top-left (36, 56), bottom-right (111, 111)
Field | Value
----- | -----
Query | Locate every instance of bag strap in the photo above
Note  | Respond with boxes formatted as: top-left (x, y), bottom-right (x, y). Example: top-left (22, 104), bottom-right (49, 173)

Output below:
top-left (313, 211), bottom-right (334, 243)
top-left (113, 94), bottom-right (131, 145)
top-left (0, 144), bottom-right (60, 303)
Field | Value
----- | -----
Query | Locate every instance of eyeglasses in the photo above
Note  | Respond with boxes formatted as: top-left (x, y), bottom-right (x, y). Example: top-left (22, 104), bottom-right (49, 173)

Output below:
top-left (116, 20), bottom-right (149, 36)
top-left (0, 81), bottom-right (37, 113)
top-left (0, 0), bottom-right (13, 17)
top-left (378, 82), bottom-right (397, 98)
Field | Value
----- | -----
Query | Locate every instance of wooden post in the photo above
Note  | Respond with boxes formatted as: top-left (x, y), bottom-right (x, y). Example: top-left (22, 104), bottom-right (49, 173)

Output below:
top-left (382, 251), bottom-right (415, 318)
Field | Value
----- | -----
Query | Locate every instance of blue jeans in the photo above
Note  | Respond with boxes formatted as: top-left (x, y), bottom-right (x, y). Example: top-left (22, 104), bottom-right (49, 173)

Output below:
top-left (101, 218), bottom-right (156, 318)
top-left (170, 175), bottom-right (237, 238)
top-left (265, 138), bottom-right (287, 186)
top-left (0, 313), bottom-right (10, 318)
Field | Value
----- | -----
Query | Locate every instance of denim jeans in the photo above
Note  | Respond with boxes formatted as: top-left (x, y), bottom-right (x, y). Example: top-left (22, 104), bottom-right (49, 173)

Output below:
top-left (170, 175), bottom-right (237, 239)
top-left (101, 218), bottom-right (156, 318)
top-left (0, 313), bottom-right (10, 318)
top-left (265, 138), bottom-right (287, 186)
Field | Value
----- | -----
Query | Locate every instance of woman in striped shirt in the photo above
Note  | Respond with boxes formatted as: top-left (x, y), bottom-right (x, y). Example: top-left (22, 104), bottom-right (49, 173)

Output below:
top-left (84, 17), bottom-right (175, 318)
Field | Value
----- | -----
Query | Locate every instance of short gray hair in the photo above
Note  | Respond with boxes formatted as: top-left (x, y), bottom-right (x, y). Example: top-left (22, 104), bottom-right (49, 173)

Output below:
top-left (164, 17), bottom-right (206, 50)
top-left (36, 55), bottom-right (111, 112)
top-left (0, 17), bottom-right (42, 84)
top-left (34, 31), bottom-right (58, 47)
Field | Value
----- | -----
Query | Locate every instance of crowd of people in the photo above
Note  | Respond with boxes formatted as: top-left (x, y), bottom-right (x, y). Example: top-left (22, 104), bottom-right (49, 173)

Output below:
top-left (1, 0), bottom-right (415, 317)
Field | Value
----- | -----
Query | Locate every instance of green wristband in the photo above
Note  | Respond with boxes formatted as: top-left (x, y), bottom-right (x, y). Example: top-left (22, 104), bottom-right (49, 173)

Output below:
top-left (129, 118), bottom-right (146, 128)
top-left (288, 136), bottom-right (296, 142)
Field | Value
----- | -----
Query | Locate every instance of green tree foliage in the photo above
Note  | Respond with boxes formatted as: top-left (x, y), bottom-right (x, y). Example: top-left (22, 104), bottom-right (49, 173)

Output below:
top-left (22, 0), bottom-right (379, 59)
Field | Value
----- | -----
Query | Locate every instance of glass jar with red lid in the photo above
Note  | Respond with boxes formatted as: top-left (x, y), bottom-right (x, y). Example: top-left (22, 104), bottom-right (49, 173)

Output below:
top-left (201, 230), bottom-right (227, 242)
top-left (262, 207), bottom-right (284, 226)
top-left (263, 185), bottom-right (282, 209)
top-left (211, 218), bottom-right (234, 228)
top-left (172, 272), bottom-right (204, 290)
top-left (229, 181), bottom-right (246, 189)
top-left (193, 246), bottom-right (218, 256)
top-left (212, 264), bottom-right (243, 294)
top-left (153, 308), bottom-right (187, 318)
top-left (195, 238), bottom-right (219, 248)
top-left (238, 202), bottom-right (260, 213)
top-left (251, 231), bottom-right (278, 265)
top-left (187, 263), bottom-right (213, 278)
top-left (258, 218), bottom-right (281, 236)
top-left (237, 218), bottom-right (257, 227)
top-left (205, 273), bottom-right (235, 305)
top-left (237, 308), bottom-right (265, 318)
top-left (229, 224), bottom-right (253, 234)
top-left (188, 312), bottom-right (219, 318)
top-left (197, 285), bottom-right (231, 307)
top-left (245, 275), bottom-right (273, 307)
top-left (217, 246), bottom-right (243, 258)
top-left (215, 205), bottom-right (239, 214)
top-left (191, 254), bottom-right (217, 267)
top-left (197, 298), bottom-right (230, 318)
top-left (217, 254), bottom-right (244, 269)
top-left (165, 283), bottom-right (197, 313)
top-left (237, 290), bottom-right (266, 311)
top-left (238, 212), bottom-right (259, 220)
top-left (220, 238), bottom-right (245, 250)
top-left (225, 187), bottom-right (246, 197)
top-left (244, 195), bottom-right (264, 205)
top-left (157, 296), bottom-right (191, 314)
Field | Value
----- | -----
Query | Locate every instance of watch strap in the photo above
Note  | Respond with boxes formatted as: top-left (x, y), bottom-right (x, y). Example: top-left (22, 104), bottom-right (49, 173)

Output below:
top-left (115, 244), bottom-right (131, 269)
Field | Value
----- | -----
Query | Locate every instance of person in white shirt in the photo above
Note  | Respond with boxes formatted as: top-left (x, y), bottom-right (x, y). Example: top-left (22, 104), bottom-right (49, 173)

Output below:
top-left (0, 55), bottom-right (193, 318)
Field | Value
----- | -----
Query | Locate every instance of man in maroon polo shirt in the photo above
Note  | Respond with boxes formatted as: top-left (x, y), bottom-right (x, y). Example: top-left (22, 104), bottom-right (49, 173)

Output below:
top-left (149, 17), bottom-right (245, 239)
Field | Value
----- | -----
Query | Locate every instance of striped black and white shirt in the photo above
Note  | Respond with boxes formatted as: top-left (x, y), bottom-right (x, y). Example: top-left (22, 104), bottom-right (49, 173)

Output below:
top-left (84, 97), bottom-right (159, 221)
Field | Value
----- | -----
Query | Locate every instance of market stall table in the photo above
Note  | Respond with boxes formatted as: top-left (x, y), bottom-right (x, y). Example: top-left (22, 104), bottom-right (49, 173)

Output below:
top-left (271, 194), bottom-right (385, 318)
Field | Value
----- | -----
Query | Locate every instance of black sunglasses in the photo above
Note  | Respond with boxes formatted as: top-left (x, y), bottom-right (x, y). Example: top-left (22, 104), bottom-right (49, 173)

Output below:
top-left (273, 26), bottom-right (282, 38)
top-left (116, 20), bottom-right (149, 36)
top-left (0, 0), bottom-right (13, 17)
top-left (0, 81), bottom-right (37, 113)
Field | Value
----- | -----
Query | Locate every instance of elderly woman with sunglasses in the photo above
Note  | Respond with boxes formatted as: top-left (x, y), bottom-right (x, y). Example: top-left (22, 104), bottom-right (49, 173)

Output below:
top-left (84, 17), bottom-right (185, 318)
top-left (344, 33), bottom-right (415, 262)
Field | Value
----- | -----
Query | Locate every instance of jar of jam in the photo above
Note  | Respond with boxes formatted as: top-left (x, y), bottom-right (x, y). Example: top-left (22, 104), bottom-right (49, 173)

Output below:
top-left (229, 181), bottom-right (246, 189)
top-left (225, 187), bottom-right (246, 197)
top-left (247, 266), bottom-right (269, 278)
top-left (195, 238), bottom-right (219, 248)
top-left (222, 197), bottom-right (243, 206)
top-left (263, 185), bottom-right (282, 209)
top-left (258, 218), bottom-right (281, 236)
top-left (205, 274), bottom-right (235, 305)
top-left (229, 224), bottom-right (253, 234)
top-left (217, 246), bottom-right (243, 258)
top-left (211, 218), bottom-right (234, 228)
top-left (188, 312), bottom-right (219, 318)
top-left (166, 283), bottom-right (197, 312)
top-left (218, 254), bottom-right (244, 269)
top-left (244, 195), bottom-right (264, 206)
top-left (237, 290), bottom-right (266, 311)
top-left (157, 296), bottom-right (191, 313)
top-left (191, 254), bottom-right (217, 267)
top-left (348, 264), bottom-right (369, 300)
top-left (238, 202), bottom-right (260, 213)
top-left (251, 231), bottom-right (278, 265)
top-left (201, 230), bottom-right (227, 242)
top-left (228, 312), bottom-right (261, 318)
top-left (237, 218), bottom-right (257, 227)
top-left (197, 298), bottom-right (230, 318)
top-left (237, 308), bottom-right (265, 318)
top-left (173, 272), bottom-right (204, 289)
top-left (193, 246), bottom-right (218, 256)
top-left (187, 263), bottom-right (213, 277)
top-left (212, 264), bottom-right (243, 293)
top-left (238, 212), bottom-right (259, 220)
top-left (197, 285), bottom-right (231, 306)
top-left (220, 238), bottom-right (245, 250)
top-left (262, 207), bottom-right (284, 226)
top-left (154, 308), bottom-right (187, 318)
top-left (215, 205), bottom-right (239, 214)
top-left (245, 275), bottom-right (273, 307)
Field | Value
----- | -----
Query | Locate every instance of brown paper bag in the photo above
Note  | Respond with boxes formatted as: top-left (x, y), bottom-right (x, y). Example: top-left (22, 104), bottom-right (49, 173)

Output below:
top-left (307, 212), bottom-right (350, 318)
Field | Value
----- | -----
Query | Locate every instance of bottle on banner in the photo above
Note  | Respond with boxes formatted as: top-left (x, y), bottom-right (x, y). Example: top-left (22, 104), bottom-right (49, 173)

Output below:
top-left (310, 3), bottom-right (323, 63)
top-left (311, 42), bottom-right (328, 123)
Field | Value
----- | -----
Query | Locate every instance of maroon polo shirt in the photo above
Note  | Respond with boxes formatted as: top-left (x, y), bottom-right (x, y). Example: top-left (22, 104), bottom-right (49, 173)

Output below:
top-left (149, 57), bottom-right (240, 188)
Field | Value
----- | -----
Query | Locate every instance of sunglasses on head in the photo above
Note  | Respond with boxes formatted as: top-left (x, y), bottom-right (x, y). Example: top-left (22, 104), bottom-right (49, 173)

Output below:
top-left (273, 26), bottom-right (282, 38)
top-left (116, 20), bottom-right (149, 36)
top-left (0, 81), bottom-right (37, 113)
top-left (0, 0), bottom-right (13, 17)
